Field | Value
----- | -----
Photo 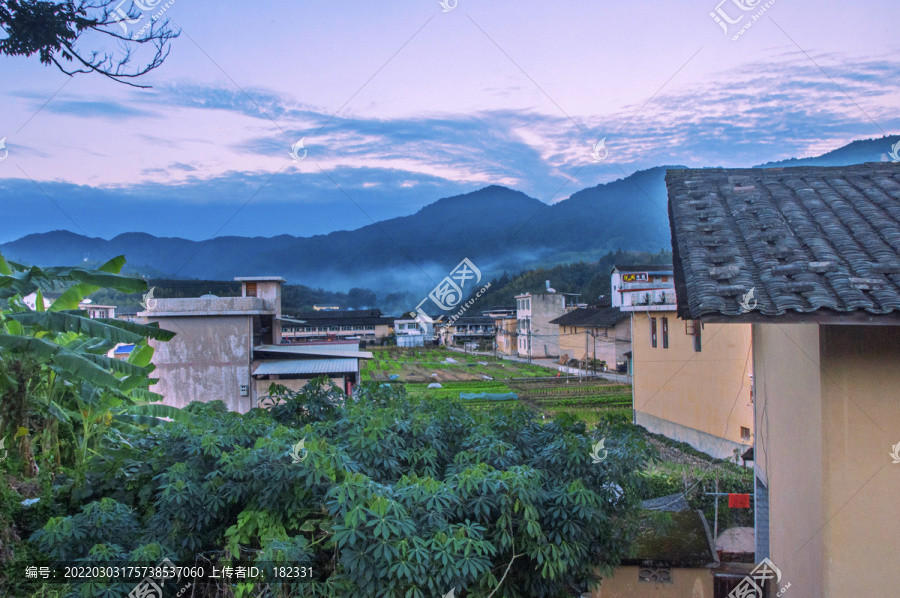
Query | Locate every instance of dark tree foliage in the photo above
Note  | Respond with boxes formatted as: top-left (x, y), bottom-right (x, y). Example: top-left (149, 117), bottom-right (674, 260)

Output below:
top-left (26, 380), bottom-right (654, 597)
top-left (0, 0), bottom-right (178, 86)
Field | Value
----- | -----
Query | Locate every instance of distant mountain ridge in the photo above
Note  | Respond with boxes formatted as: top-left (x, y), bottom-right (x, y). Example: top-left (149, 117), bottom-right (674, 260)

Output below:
top-left (4, 135), bottom-right (898, 294)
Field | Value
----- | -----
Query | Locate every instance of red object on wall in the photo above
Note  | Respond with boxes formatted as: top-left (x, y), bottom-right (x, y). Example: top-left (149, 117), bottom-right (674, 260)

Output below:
top-left (728, 493), bottom-right (751, 508)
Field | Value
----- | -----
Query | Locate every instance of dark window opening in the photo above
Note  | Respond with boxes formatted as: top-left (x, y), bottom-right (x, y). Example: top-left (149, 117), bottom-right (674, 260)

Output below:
top-left (662, 317), bottom-right (669, 349)
top-left (650, 318), bottom-right (657, 348)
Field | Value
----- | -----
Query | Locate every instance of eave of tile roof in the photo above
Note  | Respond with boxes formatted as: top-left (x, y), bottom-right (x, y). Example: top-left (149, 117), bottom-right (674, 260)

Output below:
top-left (612, 264), bottom-right (674, 273)
top-left (549, 306), bottom-right (629, 328)
top-left (667, 163), bottom-right (900, 322)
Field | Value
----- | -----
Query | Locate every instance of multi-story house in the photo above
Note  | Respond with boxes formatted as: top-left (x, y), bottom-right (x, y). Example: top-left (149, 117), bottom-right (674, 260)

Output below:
top-left (141, 276), bottom-right (372, 412)
top-left (616, 264), bottom-right (753, 460)
top-left (515, 286), bottom-right (568, 359)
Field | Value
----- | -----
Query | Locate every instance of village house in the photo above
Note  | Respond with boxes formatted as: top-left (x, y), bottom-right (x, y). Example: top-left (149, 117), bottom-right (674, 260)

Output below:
top-left (549, 297), bottom-right (631, 371)
top-left (516, 284), bottom-right (571, 359)
top-left (140, 276), bottom-right (372, 412)
top-left (615, 264), bottom-right (754, 460)
top-left (667, 163), bottom-right (900, 597)
top-left (494, 314), bottom-right (518, 355)
top-left (280, 308), bottom-right (394, 345)
top-left (440, 315), bottom-right (495, 347)
top-left (393, 312), bottom-right (442, 347)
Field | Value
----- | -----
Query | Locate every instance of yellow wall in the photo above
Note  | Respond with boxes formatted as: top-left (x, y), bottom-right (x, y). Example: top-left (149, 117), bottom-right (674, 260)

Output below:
top-left (558, 320), bottom-right (631, 368)
top-left (495, 319), bottom-right (517, 355)
top-left (590, 566), bottom-right (712, 597)
top-left (756, 324), bottom-right (900, 597)
top-left (632, 311), bottom-right (753, 459)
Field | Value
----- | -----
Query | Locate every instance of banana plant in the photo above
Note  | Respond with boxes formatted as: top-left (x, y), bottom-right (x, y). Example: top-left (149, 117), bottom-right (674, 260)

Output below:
top-left (0, 251), bottom-right (177, 476)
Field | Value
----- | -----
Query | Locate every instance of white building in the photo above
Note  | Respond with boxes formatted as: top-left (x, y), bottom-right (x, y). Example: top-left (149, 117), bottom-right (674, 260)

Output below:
top-left (610, 265), bottom-right (677, 311)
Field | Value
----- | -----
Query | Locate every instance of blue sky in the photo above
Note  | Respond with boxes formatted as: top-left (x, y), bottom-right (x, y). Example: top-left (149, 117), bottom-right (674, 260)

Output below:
top-left (1, 0), bottom-right (899, 242)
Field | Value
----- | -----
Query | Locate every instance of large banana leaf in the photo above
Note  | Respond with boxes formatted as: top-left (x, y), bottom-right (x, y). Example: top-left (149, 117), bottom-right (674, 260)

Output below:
top-left (0, 335), bottom-right (123, 391)
top-left (115, 403), bottom-right (192, 428)
top-left (50, 256), bottom-right (146, 310)
top-left (8, 312), bottom-right (147, 344)
top-left (93, 317), bottom-right (175, 342)
top-left (79, 352), bottom-right (151, 378)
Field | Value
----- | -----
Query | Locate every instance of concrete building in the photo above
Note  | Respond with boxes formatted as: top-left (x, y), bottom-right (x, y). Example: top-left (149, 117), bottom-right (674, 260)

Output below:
top-left (668, 163), bottom-right (900, 597)
top-left (611, 265), bottom-right (676, 309)
top-left (281, 309), bottom-right (393, 345)
top-left (549, 304), bottom-right (631, 370)
top-left (141, 276), bottom-right (371, 412)
top-left (442, 315), bottom-right (495, 347)
top-left (619, 264), bottom-right (754, 460)
top-left (394, 313), bottom-right (440, 347)
top-left (515, 289), bottom-right (569, 359)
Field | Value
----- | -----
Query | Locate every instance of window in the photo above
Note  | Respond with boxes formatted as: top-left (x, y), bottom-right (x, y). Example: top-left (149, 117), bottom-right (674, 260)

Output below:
top-left (741, 426), bottom-right (751, 440)
top-left (245, 282), bottom-right (257, 297)
top-left (662, 317), bottom-right (669, 349)
top-left (694, 322), bottom-right (702, 352)
top-left (650, 318), bottom-right (657, 348)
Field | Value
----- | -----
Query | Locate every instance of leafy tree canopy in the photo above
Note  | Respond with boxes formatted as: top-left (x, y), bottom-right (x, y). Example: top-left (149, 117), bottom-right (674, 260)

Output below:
top-left (27, 381), bottom-right (654, 597)
top-left (0, 0), bottom-right (178, 86)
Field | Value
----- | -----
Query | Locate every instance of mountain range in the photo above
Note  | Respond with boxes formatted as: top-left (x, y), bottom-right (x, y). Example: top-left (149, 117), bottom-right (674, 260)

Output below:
top-left (3, 135), bottom-right (898, 295)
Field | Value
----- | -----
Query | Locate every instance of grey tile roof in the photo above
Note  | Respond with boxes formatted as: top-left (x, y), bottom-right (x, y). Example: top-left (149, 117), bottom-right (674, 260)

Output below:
top-left (549, 306), bottom-right (629, 328)
top-left (253, 358), bottom-right (359, 376)
top-left (667, 164), bottom-right (900, 321)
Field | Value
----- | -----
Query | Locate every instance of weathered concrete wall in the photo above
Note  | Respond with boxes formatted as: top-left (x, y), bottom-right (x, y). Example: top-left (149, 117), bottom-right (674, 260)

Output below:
top-left (633, 311), bottom-right (753, 458)
top-left (148, 315), bottom-right (253, 412)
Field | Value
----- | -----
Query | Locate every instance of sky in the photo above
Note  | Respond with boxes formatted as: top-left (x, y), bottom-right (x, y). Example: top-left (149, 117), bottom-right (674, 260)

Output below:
top-left (1, 0), bottom-right (899, 242)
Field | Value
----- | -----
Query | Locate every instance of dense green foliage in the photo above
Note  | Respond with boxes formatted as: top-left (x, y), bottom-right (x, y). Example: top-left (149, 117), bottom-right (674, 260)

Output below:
top-left (0, 252), bottom-right (183, 480)
top-left (16, 381), bottom-right (653, 597)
